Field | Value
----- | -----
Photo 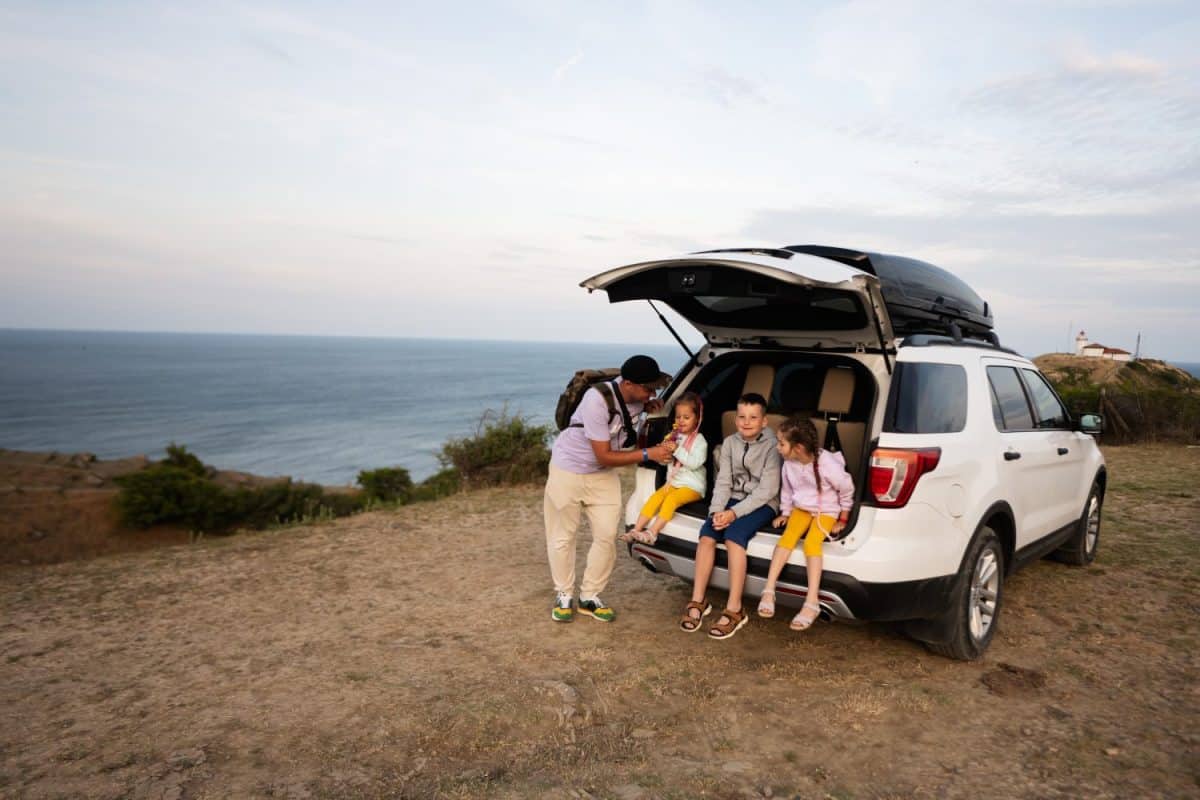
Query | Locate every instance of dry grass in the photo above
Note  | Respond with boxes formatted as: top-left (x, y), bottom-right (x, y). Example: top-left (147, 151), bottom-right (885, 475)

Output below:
top-left (1, 448), bottom-right (1198, 798)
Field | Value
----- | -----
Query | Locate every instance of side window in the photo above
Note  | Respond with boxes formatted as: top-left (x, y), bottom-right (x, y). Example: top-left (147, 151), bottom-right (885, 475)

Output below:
top-left (1021, 369), bottom-right (1069, 429)
top-left (986, 366), bottom-right (1035, 431)
top-left (883, 362), bottom-right (968, 433)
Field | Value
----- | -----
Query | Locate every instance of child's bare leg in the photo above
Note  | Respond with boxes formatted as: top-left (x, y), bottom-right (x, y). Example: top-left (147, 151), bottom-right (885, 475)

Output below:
top-left (691, 537), bottom-right (716, 604)
top-left (764, 545), bottom-right (791, 593)
top-left (791, 554), bottom-right (824, 630)
top-left (757, 545), bottom-right (791, 617)
top-left (806, 554), bottom-right (823, 605)
top-left (724, 542), bottom-right (747, 614)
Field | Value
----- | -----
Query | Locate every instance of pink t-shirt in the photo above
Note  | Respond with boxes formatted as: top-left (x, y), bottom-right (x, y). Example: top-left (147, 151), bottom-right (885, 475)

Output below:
top-left (550, 380), bottom-right (644, 474)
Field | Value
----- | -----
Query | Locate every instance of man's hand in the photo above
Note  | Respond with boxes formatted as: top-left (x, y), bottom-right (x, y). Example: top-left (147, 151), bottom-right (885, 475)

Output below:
top-left (711, 510), bottom-right (736, 530)
top-left (646, 444), bottom-right (671, 464)
top-left (645, 398), bottom-right (664, 413)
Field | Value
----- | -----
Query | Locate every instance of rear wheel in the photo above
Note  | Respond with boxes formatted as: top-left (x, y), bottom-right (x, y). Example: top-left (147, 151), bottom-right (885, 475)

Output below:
top-left (1051, 482), bottom-right (1102, 565)
top-left (926, 526), bottom-right (1004, 661)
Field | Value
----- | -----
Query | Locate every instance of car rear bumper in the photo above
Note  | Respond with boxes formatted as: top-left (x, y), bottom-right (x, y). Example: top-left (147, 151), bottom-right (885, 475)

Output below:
top-left (629, 534), bottom-right (957, 622)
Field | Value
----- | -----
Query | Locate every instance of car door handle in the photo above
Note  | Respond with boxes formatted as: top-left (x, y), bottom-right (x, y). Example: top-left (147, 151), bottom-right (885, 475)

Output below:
top-left (1057, 447), bottom-right (1069, 456)
top-left (1004, 451), bottom-right (1021, 461)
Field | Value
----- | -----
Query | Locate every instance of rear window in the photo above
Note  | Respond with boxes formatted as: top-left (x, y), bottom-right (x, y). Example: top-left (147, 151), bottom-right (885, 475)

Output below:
top-left (605, 265), bottom-right (869, 331)
top-left (883, 362), bottom-right (967, 433)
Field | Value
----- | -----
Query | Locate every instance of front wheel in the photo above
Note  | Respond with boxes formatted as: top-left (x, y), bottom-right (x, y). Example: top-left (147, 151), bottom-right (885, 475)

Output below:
top-left (926, 526), bottom-right (1004, 661)
top-left (1051, 482), bottom-right (1102, 565)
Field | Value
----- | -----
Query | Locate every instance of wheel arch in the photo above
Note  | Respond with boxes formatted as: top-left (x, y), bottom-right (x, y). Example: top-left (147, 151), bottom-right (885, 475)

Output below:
top-left (970, 501), bottom-right (1016, 576)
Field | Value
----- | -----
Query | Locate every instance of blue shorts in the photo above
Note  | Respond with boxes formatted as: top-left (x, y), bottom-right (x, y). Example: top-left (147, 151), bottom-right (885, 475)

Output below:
top-left (699, 500), bottom-right (775, 549)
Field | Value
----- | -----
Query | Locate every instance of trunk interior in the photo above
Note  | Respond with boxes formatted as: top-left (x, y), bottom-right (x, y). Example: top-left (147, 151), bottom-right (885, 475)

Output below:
top-left (645, 350), bottom-right (879, 530)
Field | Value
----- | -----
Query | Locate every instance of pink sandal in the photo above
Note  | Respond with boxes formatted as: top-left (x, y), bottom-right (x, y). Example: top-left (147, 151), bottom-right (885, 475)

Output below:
top-left (789, 602), bottom-right (821, 631)
top-left (757, 589), bottom-right (776, 618)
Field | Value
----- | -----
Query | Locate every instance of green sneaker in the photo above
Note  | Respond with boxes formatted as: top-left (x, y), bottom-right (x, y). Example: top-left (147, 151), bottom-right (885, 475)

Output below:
top-left (578, 596), bottom-right (615, 623)
top-left (552, 593), bottom-right (574, 623)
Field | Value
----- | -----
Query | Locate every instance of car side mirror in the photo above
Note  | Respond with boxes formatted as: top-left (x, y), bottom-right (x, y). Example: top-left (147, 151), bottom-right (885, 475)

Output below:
top-left (1078, 413), bottom-right (1104, 434)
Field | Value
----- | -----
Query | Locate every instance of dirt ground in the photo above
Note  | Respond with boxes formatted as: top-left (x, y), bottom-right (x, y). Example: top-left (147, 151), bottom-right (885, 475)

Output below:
top-left (2, 445), bottom-right (1197, 799)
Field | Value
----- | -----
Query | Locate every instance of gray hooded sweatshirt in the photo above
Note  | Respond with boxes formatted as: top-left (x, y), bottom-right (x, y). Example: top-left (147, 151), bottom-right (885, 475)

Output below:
top-left (709, 426), bottom-right (782, 518)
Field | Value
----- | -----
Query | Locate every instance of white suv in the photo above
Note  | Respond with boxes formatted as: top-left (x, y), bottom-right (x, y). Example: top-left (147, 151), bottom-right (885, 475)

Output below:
top-left (581, 245), bottom-right (1106, 660)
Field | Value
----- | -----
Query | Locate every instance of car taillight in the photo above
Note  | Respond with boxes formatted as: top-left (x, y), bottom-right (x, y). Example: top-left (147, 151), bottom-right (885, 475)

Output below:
top-left (869, 447), bottom-right (941, 508)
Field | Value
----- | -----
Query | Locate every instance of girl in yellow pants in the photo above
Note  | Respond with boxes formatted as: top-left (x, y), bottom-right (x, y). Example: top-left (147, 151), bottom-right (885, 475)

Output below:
top-left (757, 416), bottom-right (855, 631)
top-left (622, 393), bottom-right (708, 545)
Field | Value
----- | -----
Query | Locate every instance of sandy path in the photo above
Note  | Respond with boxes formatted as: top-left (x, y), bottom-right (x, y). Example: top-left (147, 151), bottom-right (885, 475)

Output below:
top-left (2, 447), bottom-right (1198, 799)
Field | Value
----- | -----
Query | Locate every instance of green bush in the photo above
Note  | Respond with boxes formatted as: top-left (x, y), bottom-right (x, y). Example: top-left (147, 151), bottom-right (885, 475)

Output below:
top-left (410, 468), bottom-right (461, 502)
top-left (115, 464), bottom-right (233, 529)
top-left (357, 466), bottom-right (414, 503)
top-left (116, 418), bottom-right (554, 537)
top-left (163, 442), bottom-right (207, 475)
top-left (439, 411), bottom-right (551, 488)
top-left (116, 447), bottom-right (368, 533)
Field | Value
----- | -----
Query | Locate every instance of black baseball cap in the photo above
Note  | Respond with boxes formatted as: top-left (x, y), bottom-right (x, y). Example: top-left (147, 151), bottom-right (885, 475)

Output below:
top-left (621, 355), bottom-right (671, 389)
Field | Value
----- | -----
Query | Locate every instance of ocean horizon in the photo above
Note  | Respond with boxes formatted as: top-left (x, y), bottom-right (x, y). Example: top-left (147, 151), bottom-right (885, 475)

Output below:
top-left (3, 328), bottom-right (1197, 486)
top-left (0, 329), bottom-right (685, 485)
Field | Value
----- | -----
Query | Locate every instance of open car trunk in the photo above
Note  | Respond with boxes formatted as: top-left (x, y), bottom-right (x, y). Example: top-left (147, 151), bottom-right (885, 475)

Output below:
top-left (641, 349), bottom-right (880, 531)
top-left (581, 250), bottom-right (897, 354)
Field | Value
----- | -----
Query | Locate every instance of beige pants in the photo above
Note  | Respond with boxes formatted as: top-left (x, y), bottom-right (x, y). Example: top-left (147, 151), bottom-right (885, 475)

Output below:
top-left (543, 462), bottom-right (622, 597)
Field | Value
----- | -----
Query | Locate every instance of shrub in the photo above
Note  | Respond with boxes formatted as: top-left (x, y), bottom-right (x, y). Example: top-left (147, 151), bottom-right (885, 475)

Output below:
top-left (116, 446), bottom-right (368, 532)
top-left (114, 465), bottom-right (232, 529)
top-left (410, 468), bottom-right (461, 502)
top-left (163, 443), bottom-right (207, 476)
top-left (357, 467), bottom-right (414, 503)
top-left (439, 411), bottom-right (551, 488)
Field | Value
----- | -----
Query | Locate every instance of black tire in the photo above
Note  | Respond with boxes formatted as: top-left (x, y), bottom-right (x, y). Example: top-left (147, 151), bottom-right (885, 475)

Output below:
top-left (926, 526), bottom-right (1004, 661)
top-left (1051, 482), bottom-right (1102, 566)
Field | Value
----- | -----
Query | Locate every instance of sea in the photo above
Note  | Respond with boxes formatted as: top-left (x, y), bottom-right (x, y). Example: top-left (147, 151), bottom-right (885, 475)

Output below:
top-left (0, 330), bottom-right (685, 486)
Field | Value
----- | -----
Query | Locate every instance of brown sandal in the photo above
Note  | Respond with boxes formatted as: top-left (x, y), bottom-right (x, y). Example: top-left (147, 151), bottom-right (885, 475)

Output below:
top-left (679, 600), bottom-right (712, 633)
top-left (708, 607), bottom-right (749, 640)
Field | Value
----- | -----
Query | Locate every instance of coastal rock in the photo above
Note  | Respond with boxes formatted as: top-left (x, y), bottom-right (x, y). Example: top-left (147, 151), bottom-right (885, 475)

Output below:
top-left (28, 528), bottom-right (47, 541)
top-left (84, 473), bottom-right (105, 487)
top-left (68, 452), bottom-right (97, 468)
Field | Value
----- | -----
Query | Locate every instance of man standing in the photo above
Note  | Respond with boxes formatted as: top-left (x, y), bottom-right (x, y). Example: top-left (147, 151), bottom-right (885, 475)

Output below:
top-left (544, 355), bottom-right (674, 623)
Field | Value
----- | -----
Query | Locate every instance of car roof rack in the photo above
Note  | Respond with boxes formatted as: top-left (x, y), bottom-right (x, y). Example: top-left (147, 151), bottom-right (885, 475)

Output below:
top-left (900, 332), bottom-right (1021, 356)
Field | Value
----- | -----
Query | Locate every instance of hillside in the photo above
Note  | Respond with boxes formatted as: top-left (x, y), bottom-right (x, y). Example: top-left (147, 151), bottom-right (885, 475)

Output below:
top-left (1033, 355), bottom-right (1200, 443)
top-left (1034, 354), bottom-right (1200, 391)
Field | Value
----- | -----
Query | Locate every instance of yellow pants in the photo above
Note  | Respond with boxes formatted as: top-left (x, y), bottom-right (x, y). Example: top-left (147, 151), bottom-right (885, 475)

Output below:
top-left (639, 484), bottom-right (702, 523)
top-left (778, 510), bottom-right (837, 557)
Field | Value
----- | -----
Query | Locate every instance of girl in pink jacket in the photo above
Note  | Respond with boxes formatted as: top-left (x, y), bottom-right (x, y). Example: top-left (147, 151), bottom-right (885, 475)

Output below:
top-left (757, 415), bottom-right (855, 631)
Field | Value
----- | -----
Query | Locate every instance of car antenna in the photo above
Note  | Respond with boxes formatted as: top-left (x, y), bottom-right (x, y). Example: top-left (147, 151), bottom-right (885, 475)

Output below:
top-left (647, 300), bottom-right (698, 368)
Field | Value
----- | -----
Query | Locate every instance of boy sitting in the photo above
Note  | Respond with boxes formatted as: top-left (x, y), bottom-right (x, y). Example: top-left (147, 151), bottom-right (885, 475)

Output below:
top-left (680, 392), bottom-right (782, 640)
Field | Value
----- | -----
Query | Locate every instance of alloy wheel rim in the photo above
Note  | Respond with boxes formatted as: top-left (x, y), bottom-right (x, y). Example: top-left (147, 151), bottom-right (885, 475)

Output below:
top-left (968, 549), bottom-right (999, 641)
top-left (1086, 495), bottom-right (1100, 554)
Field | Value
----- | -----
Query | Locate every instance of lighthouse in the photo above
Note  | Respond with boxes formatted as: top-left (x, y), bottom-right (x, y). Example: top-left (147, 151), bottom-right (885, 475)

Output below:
top-left (1075, 330), bottom-right (1089, 356)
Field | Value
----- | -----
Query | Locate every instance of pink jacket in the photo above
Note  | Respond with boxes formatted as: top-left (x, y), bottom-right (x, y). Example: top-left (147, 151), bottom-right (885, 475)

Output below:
top-left (780, 449), bottom-right (855, 516)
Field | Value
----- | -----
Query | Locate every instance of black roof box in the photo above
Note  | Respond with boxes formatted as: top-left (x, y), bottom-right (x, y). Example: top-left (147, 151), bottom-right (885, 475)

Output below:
top-left (784, 244), bottom-right (994, 338)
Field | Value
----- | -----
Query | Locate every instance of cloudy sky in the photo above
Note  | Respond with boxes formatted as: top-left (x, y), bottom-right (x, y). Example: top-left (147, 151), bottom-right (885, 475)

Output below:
top-left (2, 1), bottom-right (1197, 359)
